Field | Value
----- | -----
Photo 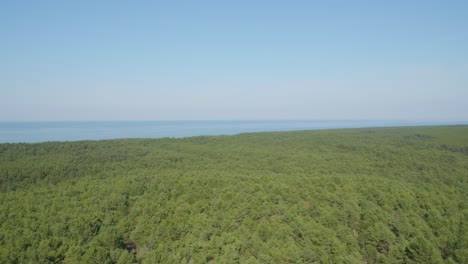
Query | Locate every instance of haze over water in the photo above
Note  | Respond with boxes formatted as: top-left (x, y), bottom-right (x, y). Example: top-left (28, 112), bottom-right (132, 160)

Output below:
top-left (0, 120), bottom-right (464, 143)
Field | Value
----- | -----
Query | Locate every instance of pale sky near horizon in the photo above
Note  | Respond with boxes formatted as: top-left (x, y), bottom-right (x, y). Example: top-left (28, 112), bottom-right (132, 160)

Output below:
top-left (1, 0), bottom-right (467, 121)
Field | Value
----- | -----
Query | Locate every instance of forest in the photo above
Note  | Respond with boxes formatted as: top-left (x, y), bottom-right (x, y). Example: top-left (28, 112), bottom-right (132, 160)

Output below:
top-left (0, 126), bottom-right (467, 263)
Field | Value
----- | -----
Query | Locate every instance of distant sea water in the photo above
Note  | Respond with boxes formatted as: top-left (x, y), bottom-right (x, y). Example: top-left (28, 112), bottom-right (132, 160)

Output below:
top-left (0, 120), bottom-right (464, 143)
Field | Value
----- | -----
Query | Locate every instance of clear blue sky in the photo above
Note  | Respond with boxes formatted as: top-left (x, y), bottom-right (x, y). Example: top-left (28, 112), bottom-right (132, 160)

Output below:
top-left (1, 0), bottom-right (467, 121)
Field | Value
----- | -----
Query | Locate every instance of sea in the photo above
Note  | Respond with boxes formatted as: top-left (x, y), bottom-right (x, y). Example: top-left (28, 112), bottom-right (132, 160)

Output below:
top-left (0, 120), bottom-right (464, 143)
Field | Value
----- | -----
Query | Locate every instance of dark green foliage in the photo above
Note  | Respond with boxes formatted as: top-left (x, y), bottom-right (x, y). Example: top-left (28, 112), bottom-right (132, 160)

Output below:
top-left (0, 126), bottom-right (467, 263)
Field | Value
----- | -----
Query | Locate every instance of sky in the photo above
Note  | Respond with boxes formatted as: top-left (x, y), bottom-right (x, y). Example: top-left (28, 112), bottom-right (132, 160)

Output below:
top-left (1, 0), bottom-right (467, 121)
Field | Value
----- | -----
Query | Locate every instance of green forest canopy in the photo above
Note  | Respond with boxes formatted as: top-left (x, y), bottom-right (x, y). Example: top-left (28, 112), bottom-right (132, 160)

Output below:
top-left (0, 126), bottom-right (467, 263)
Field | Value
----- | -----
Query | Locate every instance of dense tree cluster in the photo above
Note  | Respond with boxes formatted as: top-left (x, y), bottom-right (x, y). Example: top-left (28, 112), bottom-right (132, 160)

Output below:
top-left (0, 126), bottom-right (467, 263)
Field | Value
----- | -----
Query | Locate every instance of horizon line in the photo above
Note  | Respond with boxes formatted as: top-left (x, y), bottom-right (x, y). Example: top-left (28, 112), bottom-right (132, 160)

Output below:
top-left (1, 119), bottom-right (467, 123)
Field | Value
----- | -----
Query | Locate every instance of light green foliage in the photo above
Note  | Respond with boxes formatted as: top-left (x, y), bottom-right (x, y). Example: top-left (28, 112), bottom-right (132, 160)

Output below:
top-left (0, 126), bottom-right (467, 263)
